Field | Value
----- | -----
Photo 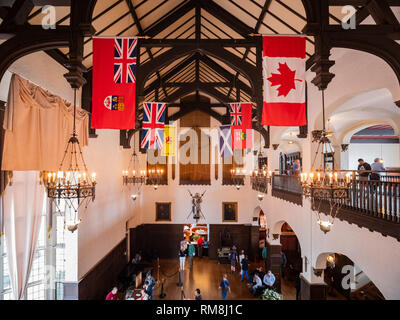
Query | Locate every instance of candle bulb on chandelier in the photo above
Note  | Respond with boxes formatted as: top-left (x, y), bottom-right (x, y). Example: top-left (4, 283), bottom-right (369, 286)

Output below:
top-left (91, 173), bottom-right (96, 183)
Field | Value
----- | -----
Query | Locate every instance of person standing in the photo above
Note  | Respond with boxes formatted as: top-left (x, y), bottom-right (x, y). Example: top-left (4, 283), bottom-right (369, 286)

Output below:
top-left (197, 236), bottom-right (204, 258)
top-left (105, 286), bottom-right (118, 300)
top-left (239, 250), bottom-right (245, 276)
top-left (357, 158), bottom-right (371, 181)
top-left (281, 251), bottom-right (287, 279)
top-left (188, 242), bottom-right (195, 269)
top-left (146, 272), bottom-right (156, 300)
top-left (292, 159), bottom-right (301, 174)
top-left (229, 245), bottom-right (238, 274)
top-left (219, 274), bottom-right (231, 300)
top-left (143, 280), bottom-right (152, 300)
top-left (179, 245), bottom-right (186, 271)
top-left (295, 272), bottom-right (301, 300)
top-left (241, 255), bottom-right (249, 282)
top-left (262, 246), bottom-right (267, 270)
top-left (370, 158), bottom-right (385, 181)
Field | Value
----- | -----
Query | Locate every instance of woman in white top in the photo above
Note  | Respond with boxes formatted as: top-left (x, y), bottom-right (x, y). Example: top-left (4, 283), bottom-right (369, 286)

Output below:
top-left (239, 250), bottom-right (245, 275)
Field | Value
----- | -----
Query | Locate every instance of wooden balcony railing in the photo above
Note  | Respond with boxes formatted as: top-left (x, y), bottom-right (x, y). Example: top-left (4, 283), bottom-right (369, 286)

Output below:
top-left (252, 172), bottom-right (400, 241)
top-left (271, 174), bottom-right (303, 205)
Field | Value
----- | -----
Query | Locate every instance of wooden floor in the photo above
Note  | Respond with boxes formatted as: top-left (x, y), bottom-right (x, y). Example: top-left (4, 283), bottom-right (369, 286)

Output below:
top-left (149, 257), bottom-right (303, 300)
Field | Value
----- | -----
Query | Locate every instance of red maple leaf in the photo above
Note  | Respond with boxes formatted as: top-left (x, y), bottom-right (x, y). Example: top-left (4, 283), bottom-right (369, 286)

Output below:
top-left (267, 62), bottom-right (302, 97)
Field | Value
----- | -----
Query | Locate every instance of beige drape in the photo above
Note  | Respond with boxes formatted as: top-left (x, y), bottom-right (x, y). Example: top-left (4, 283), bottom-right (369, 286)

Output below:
top-left (4, 171), bottom-right (45, 299)
top-left (2, 74), bottom-right (89, 171)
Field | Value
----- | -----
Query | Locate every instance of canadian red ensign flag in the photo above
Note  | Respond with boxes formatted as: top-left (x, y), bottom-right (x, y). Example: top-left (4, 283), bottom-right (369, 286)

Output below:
top-left (262, 36), bottom-right (306, 126)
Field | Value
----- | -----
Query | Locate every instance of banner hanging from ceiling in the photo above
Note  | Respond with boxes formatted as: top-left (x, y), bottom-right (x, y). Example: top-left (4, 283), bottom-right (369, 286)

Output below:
top-left (229, 102), bottom-right (253, 149)
top-left (91, 37), bottom-right (137, 129)
top-left (262, 36), bottom-right (306, 126)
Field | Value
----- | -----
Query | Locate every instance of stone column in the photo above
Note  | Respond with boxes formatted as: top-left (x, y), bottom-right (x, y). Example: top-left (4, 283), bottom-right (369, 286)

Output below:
top-left (267, 147), bottom-right (280, 173)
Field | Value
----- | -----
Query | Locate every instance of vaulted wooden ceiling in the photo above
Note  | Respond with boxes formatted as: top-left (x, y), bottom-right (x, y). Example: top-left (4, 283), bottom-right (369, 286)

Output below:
top-left (1, 0), bottom-right (400, 147)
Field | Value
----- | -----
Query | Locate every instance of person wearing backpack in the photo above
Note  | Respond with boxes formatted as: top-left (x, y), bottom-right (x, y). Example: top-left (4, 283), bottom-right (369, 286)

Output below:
top-left (229, 245), bottom-right (238, 274)
top-left (219, 274), bottom-right (231, 300)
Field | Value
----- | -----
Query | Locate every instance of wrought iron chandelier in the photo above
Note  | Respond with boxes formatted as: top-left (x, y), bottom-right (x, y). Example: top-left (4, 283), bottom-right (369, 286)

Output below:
top-left (122, 134), bottom-right (146, 199)
top-left (300, 90), bottom-right (352, 233)
top-left (42, 89), bottom-right (96, 232)
top-left (230, 168), bottom-right (246, 190)
top-left (250, 169), bottom-right (272, 200)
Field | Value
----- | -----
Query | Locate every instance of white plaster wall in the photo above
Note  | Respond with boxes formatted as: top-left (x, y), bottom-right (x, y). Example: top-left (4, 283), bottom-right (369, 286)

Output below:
top-left (79, 130), bottom-right (135, 278)
top-left (348, 143), bottom-right (400, 169)
top-left (0, 51), bottom-right (79, 104)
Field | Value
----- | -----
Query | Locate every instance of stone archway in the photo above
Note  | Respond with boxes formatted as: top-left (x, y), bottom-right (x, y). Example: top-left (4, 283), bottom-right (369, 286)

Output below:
top-left (315, 252), bottom-right (385, 300)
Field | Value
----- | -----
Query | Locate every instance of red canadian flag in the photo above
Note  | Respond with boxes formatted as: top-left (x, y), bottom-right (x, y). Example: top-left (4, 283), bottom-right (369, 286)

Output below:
top-left (91, 37), bottom-right (137, 129)
top-left (262, 36), bottom-right (306, 126)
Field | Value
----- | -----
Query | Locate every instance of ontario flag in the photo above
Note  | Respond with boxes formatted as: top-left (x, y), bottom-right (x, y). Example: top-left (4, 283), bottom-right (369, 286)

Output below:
top-left (229, 102), bottom-right (253, 149)
top-left (91, 37), bottom-right (137, 129)
top-left (141, 102), bottom-right (166, 150)
top-left (262, 36), bottom-right (306, 126)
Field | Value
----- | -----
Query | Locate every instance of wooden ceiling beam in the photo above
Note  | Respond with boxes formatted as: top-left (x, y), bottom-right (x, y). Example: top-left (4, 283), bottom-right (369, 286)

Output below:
top-left (143, 0), bottom-right (196, 38)
top-left (199, 0), bottom-right (253, 38)
top-left (1, 0), bottom-right (34, 27)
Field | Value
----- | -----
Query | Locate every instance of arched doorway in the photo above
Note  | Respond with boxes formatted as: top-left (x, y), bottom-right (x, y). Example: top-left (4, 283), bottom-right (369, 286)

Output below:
top-left (279, 222), bottom-right (302, 299)
top-left (347, 124), bottom-right (400, 170)
top-left (316, 252), bottom-right (385, 300)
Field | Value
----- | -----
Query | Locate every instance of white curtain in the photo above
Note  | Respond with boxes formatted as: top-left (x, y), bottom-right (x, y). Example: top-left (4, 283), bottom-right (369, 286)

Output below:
top-left (3, 171), bottom-right (45, 300)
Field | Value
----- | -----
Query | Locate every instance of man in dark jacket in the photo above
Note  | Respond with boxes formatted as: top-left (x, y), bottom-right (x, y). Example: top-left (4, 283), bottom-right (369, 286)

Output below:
top-left (281, 251), bottom-right (287, 279)
top-left (358, 158), bottom-right (371, 181)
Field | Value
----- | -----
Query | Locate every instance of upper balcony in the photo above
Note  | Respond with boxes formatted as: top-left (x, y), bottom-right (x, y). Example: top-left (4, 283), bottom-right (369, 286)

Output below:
top-left (252, 172), bottom-right (400, 242)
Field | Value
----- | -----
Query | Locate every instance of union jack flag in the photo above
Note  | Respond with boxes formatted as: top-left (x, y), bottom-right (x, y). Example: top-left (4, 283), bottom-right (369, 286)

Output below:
top-left (141, 102), bottom-right (166, 149)
top-left (114, 38), bottom-right (137, 84)
top-left (229, 103), bottom-right (242, 126)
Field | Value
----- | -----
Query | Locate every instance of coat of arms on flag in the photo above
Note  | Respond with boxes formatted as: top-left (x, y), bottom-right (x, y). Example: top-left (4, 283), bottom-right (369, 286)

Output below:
top-left (161, 124), bottom-right (177, 156)
top-left (228, 102), bottom-right (253, 150)
top-left (91, 37), bottom-right (137, 129)
top-left (219, 125), bottom-right (233, 157)
top-left (262, 36), bottom-right (306, 126)
top-left (141, 102), bottom-right (166, 150)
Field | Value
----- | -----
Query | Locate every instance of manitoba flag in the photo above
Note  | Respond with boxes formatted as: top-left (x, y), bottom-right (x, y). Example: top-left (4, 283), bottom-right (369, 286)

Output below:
top-left (92, 37), bottom-right (137, 129)
top-left (262, 36), bottom-right (306, 126)
top-left (229, 102), bottom-right (253, 149)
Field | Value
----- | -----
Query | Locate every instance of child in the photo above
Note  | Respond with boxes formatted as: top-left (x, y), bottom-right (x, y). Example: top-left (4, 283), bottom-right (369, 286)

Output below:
top-left (219, 274), bottom-right (231, 300)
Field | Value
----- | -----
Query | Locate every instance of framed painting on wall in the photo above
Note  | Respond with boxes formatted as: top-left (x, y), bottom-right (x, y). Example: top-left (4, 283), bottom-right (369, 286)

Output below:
top-left (222, 202), bottom-right (238, 222)
top-left (155, 202), bottom-right (171, 221)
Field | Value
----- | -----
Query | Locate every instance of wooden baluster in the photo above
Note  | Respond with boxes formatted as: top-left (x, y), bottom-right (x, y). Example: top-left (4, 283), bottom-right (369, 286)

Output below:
top-left (383, 181), bottom-right (387, 220)
top-left (366, 181), bottom-right (370, 215)
top-left (353, 179), bottom-right (358, 210)
top-left (393, 182), bottom-right (398, 222)
top-left (389, 182), bottom-right (393, 221)
top-left (373, 181), bottom-right (378, 217)
top-left (361, 181), bottom-right (365, 212)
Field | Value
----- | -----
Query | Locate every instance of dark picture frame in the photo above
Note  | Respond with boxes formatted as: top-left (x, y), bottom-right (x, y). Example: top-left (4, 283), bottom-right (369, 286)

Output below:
top-left (155, 202), bottom-right (171, 221)
top-left (222, 202), bottom-right (238, 222)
